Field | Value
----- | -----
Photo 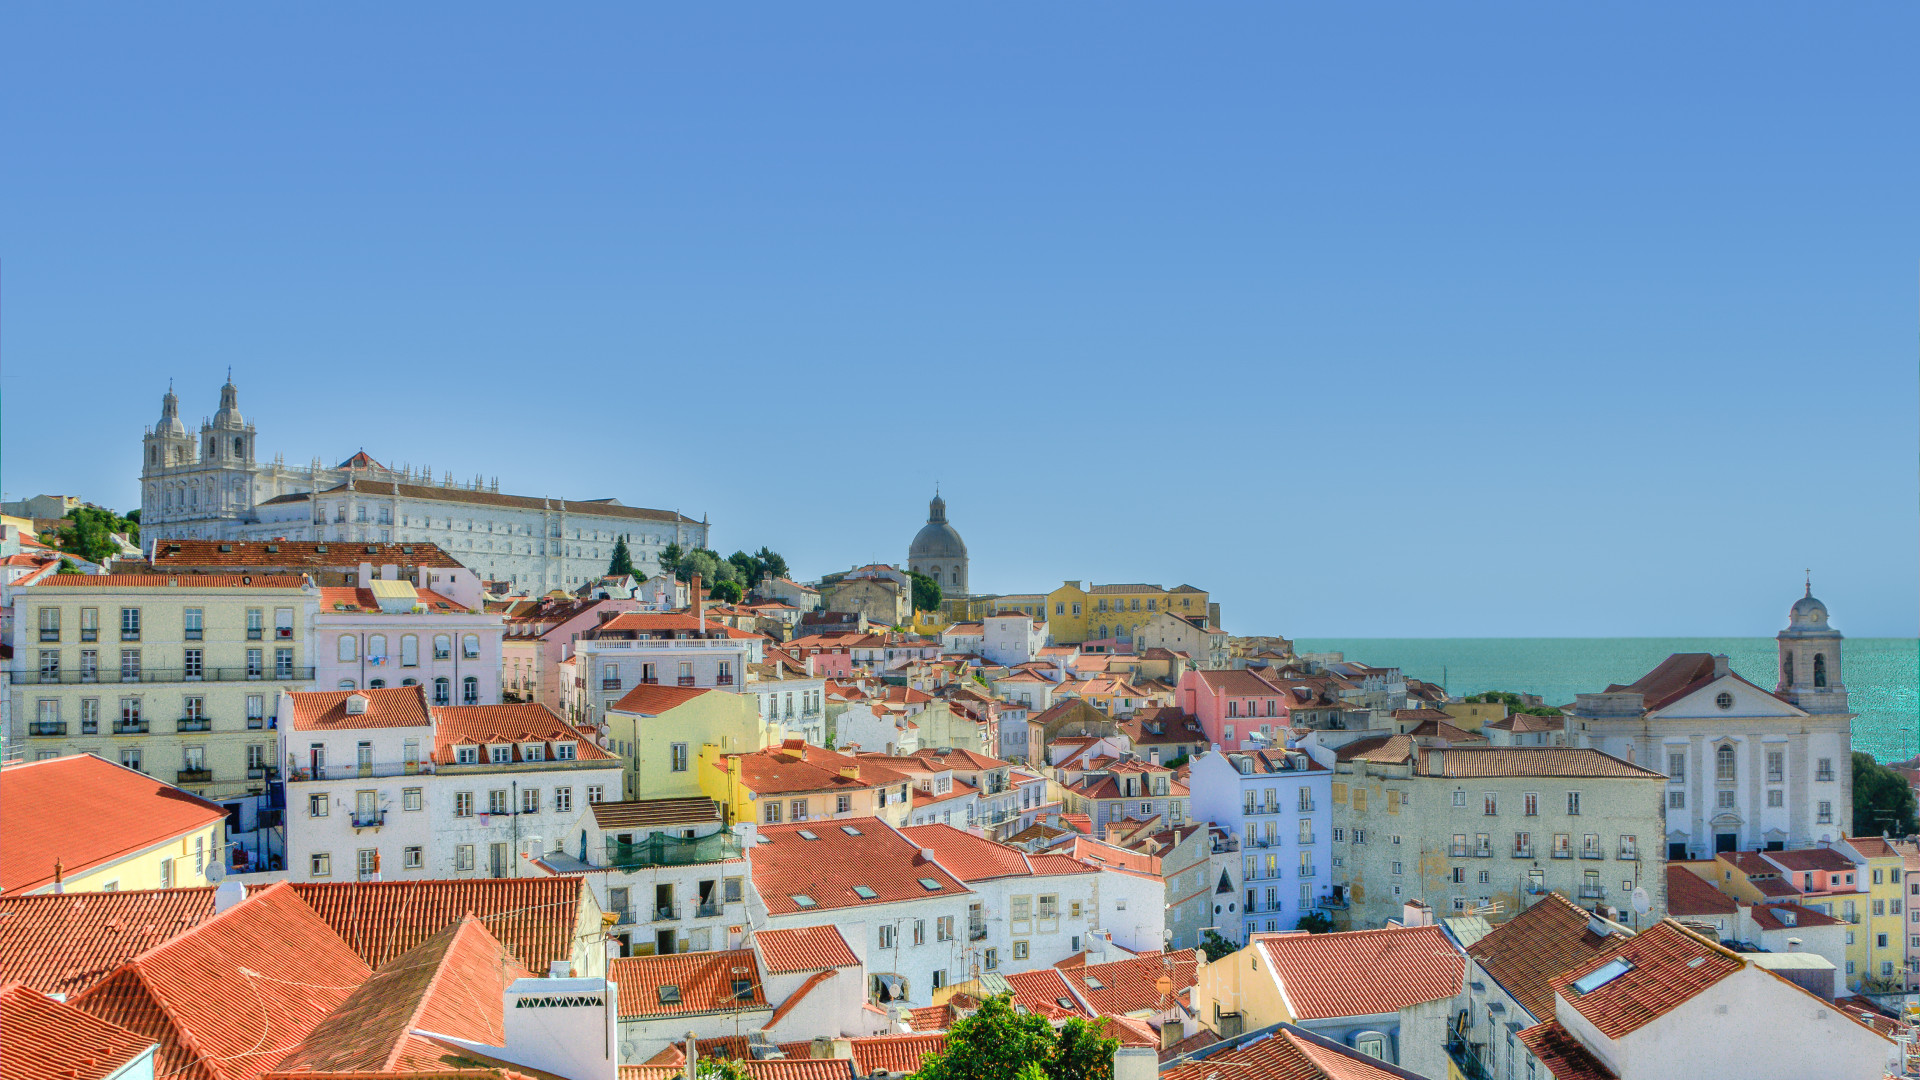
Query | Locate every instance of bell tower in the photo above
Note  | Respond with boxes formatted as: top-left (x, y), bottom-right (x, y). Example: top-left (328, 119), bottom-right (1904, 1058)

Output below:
top-left (1776, 576), bottom-right (1847, 715)
top-left (142, 383), bottom-right (197, 527)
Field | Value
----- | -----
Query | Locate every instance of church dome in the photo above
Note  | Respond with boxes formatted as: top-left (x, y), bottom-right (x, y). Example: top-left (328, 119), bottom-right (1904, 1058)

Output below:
top-left (212, 376), bottom-right (245, 430)
top-left (1790, 591), bottom-right (1829, 626)
top-left (156, 386), bottom-right (186, 437)
top-left (909, 494), bottom-right (967, 560)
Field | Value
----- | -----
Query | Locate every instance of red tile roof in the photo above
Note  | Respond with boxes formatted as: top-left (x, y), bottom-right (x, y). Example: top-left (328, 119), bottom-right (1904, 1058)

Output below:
top-left (274, 916), bottom-right (530, 1072)
top-left (754, 926), bottom-right (860, 973)
top-left (1256, 925), bottom-right (1463, 1020)
top-left (287, 686), bottom-right (434, 732)
top-left (1516, 1022), bottom-right (1617, 1080)
top-left (317, 586), bottom-right (471, 613)
top-left (1161, 1026), bottom-right (1412, 1080)
top-left (0, 755), bottom-right (228, 895)
top-left (73, 882), bottom-right (373, 1080)
top-left (1848, 836), bottom-right (1902, 859)
top-left (848, 1033), bottom-right (948, 1076)
top-left (1746, 901), bottom-right (1843, 931)
top-left (149, 540), bottom-right (464, 570)
top-left (749, 820), bottom-right (968, 915)
top-left (1093, 1015), bottom-right (1158, 1047)
top-left (28, 574), bottom-right (310, 588)
top-left (1057, 949), bottom-right (1198, 1015)
top-left (1551, 921), bottom-right (1742, 1038)
top-left (738, 1061), bottom-right (855, 1080)
top-left (0, 887), bottom-right (219, 998)
top-left (609, 950), bottom-right (765, 1018)
top-left (1762, 847), bottom-right (1857, 873)
top-left (276, 878), bottom-right (588, 973)
top-left (726, 744), bottom-right (909, 797)
top-left (431, 703), bottom-right (615, 764)
top-left (1465, 892), bottom-right (1628, 1022)
top-left (1663, 867), bottom-right (1738, 917)
top-left (1002, 968), bottom-right (1095, 1020)
top-left (609, 683), bottom-right (714, 714)
top-left (0, 981), bottom-right (155, 1080)
top-left (1604, 653), bottom-right (1720, 711)
top-left (899, 824), bottom-right (1045, 881)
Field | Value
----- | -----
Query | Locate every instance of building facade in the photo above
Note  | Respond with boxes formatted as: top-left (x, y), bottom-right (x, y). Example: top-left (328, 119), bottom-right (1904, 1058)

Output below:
top-left (1044, 581), bottom-right (1214, 646)
top-left (1186, 746), bottom-right (1334, 936)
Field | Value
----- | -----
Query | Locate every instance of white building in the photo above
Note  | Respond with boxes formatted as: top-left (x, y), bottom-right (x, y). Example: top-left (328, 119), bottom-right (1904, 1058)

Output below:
top-left (981, 613), bottom-right (1046, 668)
top-left (140, 378), bottom-right (708, 591)
top-left (313, 579), bottom-right (504, 704)
top-left (571, 611), bottom-right (765, 728)
top-left (1563, 587), bottom-right (1854, 859)
top-left (1186, 745), bottom-right (1335, 936)
top-left (279, 686), bottom-right (621, 881)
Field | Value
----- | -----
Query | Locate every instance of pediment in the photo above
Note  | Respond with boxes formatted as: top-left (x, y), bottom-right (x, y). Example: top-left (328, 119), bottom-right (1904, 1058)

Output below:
top-left (1650, 674), bottom-right (1806, 721)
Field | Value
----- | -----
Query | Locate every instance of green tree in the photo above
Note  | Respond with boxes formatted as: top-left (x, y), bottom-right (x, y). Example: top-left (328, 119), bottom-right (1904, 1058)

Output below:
top-left (661, 541), bottom-right (683, 571)
top-left (709, 579), bottom-right (744, 603)
top-left (755, 546), bottom-right (789, 581)
top-left (672, 548), bottom-right (740, 588)
top-left (52, 506), bottom-right (137, 564)
top-left (1294, 911), bottom-right (1335, 934)
top-left (607, 536), bottom-right (636, 578)
top-left (728, 550), bottom-right (759, 586)
top-left (909, 570), bottom-right (942, 614)
top-left (1198, 929), bottom-right (1236, 961)
top-left (1853, 751), bottom-right (1918, 838)
top-left (912, 994), bottom-right (1116, 1080)
top-left (695, 1057), bottom-right (753, 1080)
top-left (56, 557), bottom-right (82, 575)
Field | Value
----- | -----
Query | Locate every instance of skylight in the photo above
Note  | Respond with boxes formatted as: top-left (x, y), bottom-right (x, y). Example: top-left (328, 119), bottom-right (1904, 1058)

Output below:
top-left (842, 825), bottom-right (863, 835)
top-left (850, 885), bottom-right (878, 900)
top-left (658, 985), bottom-right (682, 1004)
top-left (791, 894), bottom-right (816, 908)
top-left (1571, 958), bottom-right (1633, 995)
top-left (918, 878), bottom-right (944, 892)
top-left (1084, 976), bottom-right (1106, 990)
top-left (798, 830), bottom-right (819, 841)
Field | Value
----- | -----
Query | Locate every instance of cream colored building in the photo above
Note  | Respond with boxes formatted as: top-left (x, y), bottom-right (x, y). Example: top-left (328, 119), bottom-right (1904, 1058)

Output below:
top-left (1329, 739), bottom-right (1668, 930)
top-left (10, 573), bottom-right (318, 827)
top-left (0, 753), bottom-right (229, 894)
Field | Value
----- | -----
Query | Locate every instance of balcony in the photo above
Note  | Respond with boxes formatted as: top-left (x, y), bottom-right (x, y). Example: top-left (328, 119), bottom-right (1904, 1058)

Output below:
top-left (609, 907), bottom-right (640, 927)
top-left (1473, 845), bottom-right (1493, 858)
top-left (177, 769), bottom-right (213, 785)
top-left (275, 628), bottom-right (294, 640)
top-left (10, 666), bottom-right (316, 686)
top-left (653, 903), bottom-right (682, 923)
top-left (1526, 880), bottom-right (1550, 895)
top-left (1297, 800), bottom-right (1316, 812)
top-left (28, 721), bottom-right (67, 736)
top-left (1580, 849), bottom-right (1605, 860)
top-left (1445, 1038), bottom-right (1494, 1080)
top-left (715, 674), bottom-right (734, 686)
top-left (114, 721), bottom-right (151, 735)
top-left (588, 637), bottom-right (745, 651)
top-left (601, 679), bottom-right (622, 690)
top-left (247, 766), bottom-right (273, 780)
top-left (352, 809), bottom-right (387, 829)
top-left (247, 628), bottom-right (264, 641)
top-left (603, 832), bottom-right (744, 871)
top-left (122, 631), bottom-right (141, 642)
top-left (287, 761), bottom-right (432, 782)
top-left (247, 718), bottom-right (271, 730)
top-left (39, 629), bottom-right (60, 642)
top-left (969, 926), bottom-right (988, 942)
top-left (1579, 885), bottom-right (1607, 899)
top-left (693, 901), bottom-right (722, 918)
top-left (1317, 895), bottom-right (1350, 910)
top-left (1450, 844), bottom-right (1470, 858)
top-left (677, 676), bottom-right (697, 687)
top-left (1298, 834), bottom-right (1317, 845)
top-left (1551, 849), bottom-right (1573, 859)
top-left (185, 629), bottom-right (203, 641)
top-left (1512, 846), bottom-right (1534, 859)
top-left (177, 718), bottom-right (213, 733)
top-left (1299, 864), bottom-right (1318, 878)
top-left (1618, 847), bottom-right (1639, 861)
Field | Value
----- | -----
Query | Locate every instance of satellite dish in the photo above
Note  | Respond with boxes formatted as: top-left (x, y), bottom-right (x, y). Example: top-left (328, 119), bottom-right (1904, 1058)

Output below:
top-left (597, 723), bottom-right (611, 736)
top-left (1631, 887), bottom-right (1651, 915)
top-left (597, 735), bottom-right (612, 748)
top-left (205, 863), bottom-right (224, 883)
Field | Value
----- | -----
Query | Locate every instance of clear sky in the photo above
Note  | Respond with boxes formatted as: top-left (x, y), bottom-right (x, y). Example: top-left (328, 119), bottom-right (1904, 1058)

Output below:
top-left (4, 5), bottom-right (1915, 638)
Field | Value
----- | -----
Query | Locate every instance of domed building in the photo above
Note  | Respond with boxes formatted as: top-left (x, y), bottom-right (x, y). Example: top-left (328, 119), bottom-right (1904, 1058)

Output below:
top-left (908, 492), bottom-right (968, 596)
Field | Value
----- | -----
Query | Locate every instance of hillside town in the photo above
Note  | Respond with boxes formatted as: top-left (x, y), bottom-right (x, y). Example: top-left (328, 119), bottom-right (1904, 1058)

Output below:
top-left (0, 379), bottom-right (1912, 1080)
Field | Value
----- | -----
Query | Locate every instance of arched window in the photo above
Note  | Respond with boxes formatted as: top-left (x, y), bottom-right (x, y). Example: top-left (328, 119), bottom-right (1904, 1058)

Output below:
top-left (1783, 653), bottom-right (1794, 686)
top-left (233, 436), bottom-right (244, 456)
top-left (433, 634), bottom-right (451, 660)
top-left (462, 634), bottom-right (480, 659)
top-left (951, 570), bottom-right (960, 585)
top-left (402, 678), bottom-right (418, 687)
top-left (338, 679), bottom-right (356, 691)
top-left (1716, 744), bottom-right (1736, 781)
top-left (370, 678), bottom-right (386, 689)
top-left (1814, 653), bottom-right (1827, 687)
top-left (1099, 625), bottom-right (1109, 640)
top-left (368, 634), bottom-right (387, 662)
top-left (337, 635), bottom-right (357, 663)
top-left (463, 676), bottom-right (479, 705)
top-left (400, 634), bottom-right (419, 667)
top-left (433, 677), bottom-right (451, 705)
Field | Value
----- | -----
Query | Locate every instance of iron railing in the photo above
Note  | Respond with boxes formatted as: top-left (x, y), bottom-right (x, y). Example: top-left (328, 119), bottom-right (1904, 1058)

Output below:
top-left (603, 832), bottom-right (743, 870)
top-left (10, 666), bottom-right (315, 685)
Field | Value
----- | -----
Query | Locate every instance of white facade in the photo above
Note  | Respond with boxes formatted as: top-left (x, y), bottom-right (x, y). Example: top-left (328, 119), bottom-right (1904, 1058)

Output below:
top-left (751, 893), bottom-right (973, 1009)
top-left (573, 633), bottom-right (763, 729)
top-left (752, 671), bottom-right (829, 746)
top-left (981, 614), bottom-right (1045, 668)
top-left (1187, 747), bottom-right (1334, 935)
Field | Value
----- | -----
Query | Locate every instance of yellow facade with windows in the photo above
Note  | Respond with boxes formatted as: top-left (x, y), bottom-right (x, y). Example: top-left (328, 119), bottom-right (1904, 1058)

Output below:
top-left (1044, 581), bottom-right (1210, 645)
top-left (57, 817), bottom-right (229, 893)
top-left (602, 687), bottom-right (770, 801)
top-left (14, 576), bottom-right (316, 805)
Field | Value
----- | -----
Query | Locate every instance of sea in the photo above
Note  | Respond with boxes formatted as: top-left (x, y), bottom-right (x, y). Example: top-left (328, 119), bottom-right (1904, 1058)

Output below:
top-left (1292, 637), bottom-right (1919, 763)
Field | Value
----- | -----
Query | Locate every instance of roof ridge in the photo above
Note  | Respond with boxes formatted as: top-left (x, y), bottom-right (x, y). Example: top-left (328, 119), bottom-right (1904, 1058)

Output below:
top-left (381, 915), bottom-right (484, 1071)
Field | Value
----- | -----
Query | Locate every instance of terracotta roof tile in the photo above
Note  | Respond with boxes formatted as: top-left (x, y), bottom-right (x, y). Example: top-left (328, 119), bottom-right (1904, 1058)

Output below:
top-left (28, 574), bottom-right (309, 588)
top-left (1002, 968), bottom-right (1095, 1019)
top-left (1762, 847), bottom-right (1856, 873)
top-left (1604, 653), bottom-right (1720, 711)
top-left (610, 950), bottom-right (764, 1018)
top-left (754, 926), bottom-right (860, 973)
top-left (727, 745), bottom-right (909, 797)
top-left (1465, 892), bottom-right (1628, 1021)
top-left (589, 797), bottom-right (724, 831)
top-left (1256, 925), bottom-right (1463, 1020)
top-left (0, 756), bottom-right (228, 895)
top-left (848, 1034), bottom-right (947, 1076)
top-left (275, 878), bottom-right (586, 973)
top-left (1, 981), bottom-right (155, 1080)
top-left (1161, 1026), bottom-right (1412, 1080)
top-left (1057, 949), bottom-right (1198, 1015)
top-left (1848, 836), bottom-right (1901, 859)
top-left (1663, 867), bottom-right (1738, 917)
top-left (898, 824), bottom-right (1039, 881)
top-left (1515, 1023), bottom-right (1616, 1080)
top-left (431, 703), bottom-right (615, 764)
top-left (749, 820), bottom-right (968, 915)
top-left (609, 683), bottom-right (714, 715)
top-left (305, 479), bottom-right (697, 525)
top-left (738, 1061), bottom-right (854, 1080)
top-left (288, 686), bottom-right (434, 732)
top-left (73, 883), bottom-right (372, 1080)
top-left (317, 586), bottom-right (471, 613)
top-left (1550, 921), bottom-right (1742, 1038)
top-left (0, 887), bottom-right (219, 998)
top-left (148, 540), bottom-right (468, 570)
top-left (1417, 747), bottom-right (1664, 779)
top-left (1746, 901), bottom-right (1843, 931)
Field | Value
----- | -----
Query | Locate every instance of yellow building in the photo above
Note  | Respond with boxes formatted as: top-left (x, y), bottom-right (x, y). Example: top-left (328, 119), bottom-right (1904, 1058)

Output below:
top-left (600, 683), bottom-right (772, 801)
top-left (0, 753), bottom-right (228, 894)
top-left (1044, 581), bottom-right (1212, 646)
top-left (14, 574), bottom-right (317, 814)
top-left (700, 741), bottom-right (914, 829)
top-left (1843, 836), bottom-right (1906, 989)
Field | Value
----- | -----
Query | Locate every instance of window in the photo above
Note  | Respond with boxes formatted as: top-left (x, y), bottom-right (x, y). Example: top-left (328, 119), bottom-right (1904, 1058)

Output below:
top-left (1817, 757), bottom-right (1835, 782)
top-left (670, 743), bottom-right (689, 772)
top-left (587, 785), bottom-right (604, 804)
top-left (310, 792), bottom-right (329, 817)
top-left (275, 608), bottom-right (294, 639)
top-left (488, 790), bottom-right (509, 815)
top-left (462, 676), bottom-right (479, 705)
top-left (400, 635), bottom-right (419, 667)
top-left (434, 634), bottom-right (452, 660)
top-left (1484, 793), bottom-right (1497, 816)
top-left (1452, 790), bottom-right (1467, 807)
top-left (456, 845), bottom-right (475, 871)
top-left (1715, 691), bottom-right (1733, 710)
top-left (120, 607), bottom-right (141, 640)
top-left (878, 925), bottom-right (896, 949)
top-left (121, 649), bottom-right (141, 680)
top-left (556, 787), bottom-right (573, 813)
top-left (121, 748), bottom-right (142, 772)
top-left (183, 608), bottom-right (203, 641)
top-left (763, 801), bottom-right (783, 824)
top-left (1717, 790), bottom-right (1736, 809)
top-left (433, 677), bottom-right (451, 705)
top-left (463, 634), bottom-right (481, 659)
top-left (160, 858), bottom-right (174, 888)
top-left (522, 788), bottom-right (540, 814)
top-left (1013, 940), bottom-right (1030, 960)
top-left (275, 648), bottom-right (294, 679)
top-left (489, 745), bottom-right (511, 764)
top-left (403, 846), bottom-right (423, 869)
top-left (455, 792), bottom-right (474, 817)
top-left (837, 794), bottom-right (852, 814)
top-left (1716, 745), bottom-right (1736, 780)
top-left (984, 948), bottom-right (999, 970)
top-left (1670, 790), bottom-right (1686, 809)
top-left (1566, 791), bottom-right (1582, 815)
top-left (401, 787), bottom-right (423, 812)
top-left (1818, 800), bottom-right (1833, 824)
top-left (311, 852), bottom-right (332, 876)
top-left (1524, 792), bottom-right (1538, 816)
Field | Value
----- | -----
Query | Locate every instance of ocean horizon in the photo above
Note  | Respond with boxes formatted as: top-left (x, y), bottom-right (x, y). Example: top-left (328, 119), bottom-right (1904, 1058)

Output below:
top-left (1293, 637), bottom-right (1919, 763)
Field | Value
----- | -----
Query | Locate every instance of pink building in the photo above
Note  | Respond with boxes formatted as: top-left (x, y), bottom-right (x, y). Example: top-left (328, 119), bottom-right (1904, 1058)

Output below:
top-left (499, 596), bottom-right (643, 712)
top-left (1176, 668), bottom-right (1292, 752)
top-left (313, 584), bottom-right (505, 706)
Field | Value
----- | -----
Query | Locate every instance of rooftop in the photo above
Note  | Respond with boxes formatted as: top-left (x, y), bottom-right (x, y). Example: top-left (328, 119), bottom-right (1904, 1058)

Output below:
top-left (610, 950), bottom-right (765, 1018)
top-left (149, 539), bottom-right (465, 569)
top-left (1550, 921), bottom-right (1743, 1038)
top-left (0, 887), bottom-right (220, 998)
top-left (431, 703), bottom-right (616, 765)
top-left (753, 926), bottom-right (860, 974)
top-left (1056, 949), bottom-right (1198, 1015)
top-left (1255, 924), bottom-right (1463, 1020)
top-left (1663, 867), bottom-right (1738, 917)
top-left (0, 755), bottom-right (228, 895)
top-left (589, 797), bottom-right (724, 831)
top-left (287, 685), bottom-right (434, 732)
top-left (1466, 892), bottom-right (1629, 1021)
top-left (27, 573), bottom-right (309, 589)
top-left (1, 981), bottom-right (155, 1080)
top-left (748, 819), bottom-right (968, 915)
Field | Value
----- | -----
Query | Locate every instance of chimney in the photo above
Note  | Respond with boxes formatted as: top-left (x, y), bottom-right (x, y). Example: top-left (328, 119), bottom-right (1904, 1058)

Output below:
top-left (52, 859), bottom-right (64, 894)
top-left (828, 1038), bottom-right (853, 1060)
top-left (1402, 898), bottom-right (1434, 927)
top-left (692, 573), bottom-right (705, 632)
top-left (1712, 654), bottom-right (1730, 678)
top-left (683, 1035), bottom-right (698, 1080)
top-left (214, 879), bottom-right (246, 914)
top-left (810, 1038), bottom-right (833, 1060)
top-left (1113, 1047), bottom-right (1157, 1080)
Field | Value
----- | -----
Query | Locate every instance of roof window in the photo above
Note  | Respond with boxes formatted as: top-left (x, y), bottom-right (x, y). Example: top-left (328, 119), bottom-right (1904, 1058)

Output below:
top-left (790, 894), bottom-right (816, 908)
top-left (1058, 997), bottom-right (1075, 1009)
top-left (841, 825), bottom-right (863, 836)
top-left (658, 985), bottom-right (681, 1004)
top-left (218, 543), bottom-right (233, 552)
top-left (315, 545), bottom-right (328, 553)
top-left (852, 886), bottom-right (877, 899)
top-left (918, 878), bottom-right (944, 892)
top-left (1570, 958), bottom-right (1633, 994)
top-left (1084, 976), bottom-right (1106, 989)
top-left (798, 830), bottom-right (819, 841)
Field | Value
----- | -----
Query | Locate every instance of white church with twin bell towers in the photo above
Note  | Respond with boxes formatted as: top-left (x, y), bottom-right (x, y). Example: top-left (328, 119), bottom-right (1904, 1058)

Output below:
top-left (1565, 579), bottom-right (1855, 860)
top-left (140, 375), bottom-right (710, 590)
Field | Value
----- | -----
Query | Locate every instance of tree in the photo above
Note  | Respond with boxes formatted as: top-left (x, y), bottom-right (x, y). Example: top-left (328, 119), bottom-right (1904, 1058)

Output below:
top-left (912, 994), bottom-right (1116, 1080)
top-left (1853, 751), bottom-right (1918, 838)
top-left (709, 579), bottom-right (743, 603)
top-left (909, 570), bottom-right (942, 614)
top-left (56, 557), bottom-right (82, 575)
top-left (606, 536), bottom-right (636, 578)
top-left (1294, 911), bottom-right (1336, 934)
top-left (695, 1057), bottom-right (753, 1080)
top-left (51, 506), bottom-right (137, 565)
top-left (1198, 928), bottom-right (1237, 962)
top-left (661, 541), bottom-right (683, 571)
top-left (728, 550), bottom-right (759, 586)
top-left (755, 546), bottom-right (789, 581)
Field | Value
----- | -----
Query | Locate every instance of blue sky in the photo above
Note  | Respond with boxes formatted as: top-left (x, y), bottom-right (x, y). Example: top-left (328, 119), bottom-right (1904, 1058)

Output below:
top-left (4, 5), bottom-right (1915, 637)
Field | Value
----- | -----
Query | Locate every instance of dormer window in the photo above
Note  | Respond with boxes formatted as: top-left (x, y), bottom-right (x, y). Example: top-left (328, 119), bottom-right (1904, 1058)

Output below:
top-left (457, 745), bottom-right (479, 764)
top-left (554, 742), bottom-right (576, 761)
top-left (490, 744), bottom-right (512, 764)
top-left (522, 743), bottom-right (545, 762)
